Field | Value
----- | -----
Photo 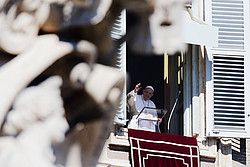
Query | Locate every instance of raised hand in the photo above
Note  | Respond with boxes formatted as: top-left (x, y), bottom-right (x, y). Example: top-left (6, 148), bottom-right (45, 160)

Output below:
top-left (134, 83), bottom-right (142, 93)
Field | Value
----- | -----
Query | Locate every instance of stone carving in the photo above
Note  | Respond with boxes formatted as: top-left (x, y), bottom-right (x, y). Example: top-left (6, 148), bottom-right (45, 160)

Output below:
top-left (0, 0), bottom-right (188, 166)
top-left (0, 76), bottom-right (68, 167)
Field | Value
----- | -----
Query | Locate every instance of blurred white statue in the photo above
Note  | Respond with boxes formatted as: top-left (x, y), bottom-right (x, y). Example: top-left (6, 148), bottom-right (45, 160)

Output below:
top-left (0, 0), bottom-right (189, 166)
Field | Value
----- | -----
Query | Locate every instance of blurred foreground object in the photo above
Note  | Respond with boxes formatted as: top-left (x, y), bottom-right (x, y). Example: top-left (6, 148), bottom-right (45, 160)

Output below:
top-left (0, 0), bottom-right (188, 166)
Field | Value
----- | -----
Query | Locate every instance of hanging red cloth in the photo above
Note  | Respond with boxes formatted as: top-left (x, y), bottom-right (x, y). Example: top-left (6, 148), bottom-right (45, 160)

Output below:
top-left (128, 129), bottom-right (199, 167)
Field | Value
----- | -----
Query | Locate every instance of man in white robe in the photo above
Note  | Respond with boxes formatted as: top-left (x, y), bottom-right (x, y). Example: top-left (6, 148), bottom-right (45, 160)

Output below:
top-left (127, 83), bottom-right (161, 132)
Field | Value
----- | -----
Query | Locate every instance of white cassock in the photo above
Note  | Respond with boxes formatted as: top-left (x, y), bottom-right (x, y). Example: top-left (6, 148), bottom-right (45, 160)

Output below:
top-left (127, 92), bottom-right (158, 132)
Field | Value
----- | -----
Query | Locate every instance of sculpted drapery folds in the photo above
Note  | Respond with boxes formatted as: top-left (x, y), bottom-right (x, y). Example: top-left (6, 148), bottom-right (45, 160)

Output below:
top-left (0, 0), bottom-right (188, 166)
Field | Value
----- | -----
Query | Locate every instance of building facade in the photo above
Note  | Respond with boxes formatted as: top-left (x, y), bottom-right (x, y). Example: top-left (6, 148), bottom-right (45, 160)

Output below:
top-left (98, 0), bottom-right (250, 166)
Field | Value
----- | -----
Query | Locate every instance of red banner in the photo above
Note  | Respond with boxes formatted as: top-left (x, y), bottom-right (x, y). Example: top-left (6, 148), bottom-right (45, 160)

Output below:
top-left (128, 129), bottom-right (199, 167)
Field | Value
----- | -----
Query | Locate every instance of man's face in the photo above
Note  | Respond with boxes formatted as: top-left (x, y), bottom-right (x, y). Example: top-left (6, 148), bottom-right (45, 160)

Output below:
top-left (143, 88), bottom-right (154, 101)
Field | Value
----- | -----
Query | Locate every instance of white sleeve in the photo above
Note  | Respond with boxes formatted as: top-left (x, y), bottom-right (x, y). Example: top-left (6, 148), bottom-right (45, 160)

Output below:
top-left (127, 90), bottom-right (137, 107)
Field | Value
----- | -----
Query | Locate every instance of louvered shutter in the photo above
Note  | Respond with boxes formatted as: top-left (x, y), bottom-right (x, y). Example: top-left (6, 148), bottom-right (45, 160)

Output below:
top-left (205, 0), bottom-right (250, 137)
top-left (111, 10), bottom-right (127, 125)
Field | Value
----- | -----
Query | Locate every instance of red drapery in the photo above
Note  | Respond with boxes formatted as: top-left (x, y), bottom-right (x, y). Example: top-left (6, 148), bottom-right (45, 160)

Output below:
top-left (128, 129), bottom-right (199, 167)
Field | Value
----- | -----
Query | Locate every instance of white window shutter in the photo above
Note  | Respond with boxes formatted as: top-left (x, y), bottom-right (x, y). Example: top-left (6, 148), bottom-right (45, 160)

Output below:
top-left (111, 10), bottom-right (127, 125)
top-left (205, 0), bottom-right (250, 137)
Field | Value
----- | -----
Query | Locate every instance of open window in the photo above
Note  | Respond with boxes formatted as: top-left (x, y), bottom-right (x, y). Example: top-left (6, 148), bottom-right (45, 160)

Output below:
top-left (163, 52), bottom-right (184, 135)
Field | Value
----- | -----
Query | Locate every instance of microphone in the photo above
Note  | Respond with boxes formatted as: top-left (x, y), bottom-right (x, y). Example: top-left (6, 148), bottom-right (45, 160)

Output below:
top-left (167, 90), bottom-right (181, 133)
